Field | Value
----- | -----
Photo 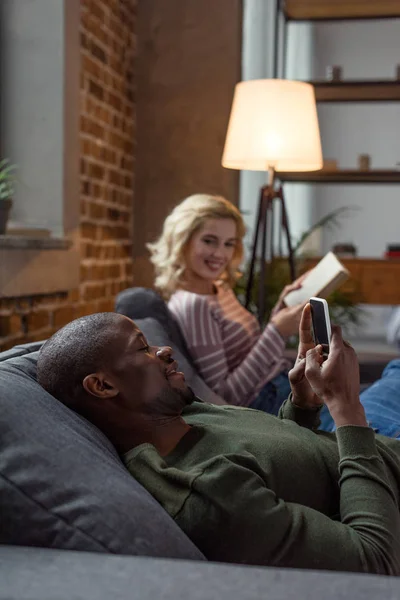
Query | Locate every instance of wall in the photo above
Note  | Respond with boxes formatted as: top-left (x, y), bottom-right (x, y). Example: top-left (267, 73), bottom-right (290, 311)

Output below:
top-left (240, 0), bottom-right (275, 253)
top-left (133, 0), bottom-right (242, 287)
top-left (313, 20), bottom-right (400, 337)
top-left (240, 1), bottom-right (316, 258)
top-left (284, 21), bottom-right (317, 249)
top-left (0, 0), bottom-right (136, 351)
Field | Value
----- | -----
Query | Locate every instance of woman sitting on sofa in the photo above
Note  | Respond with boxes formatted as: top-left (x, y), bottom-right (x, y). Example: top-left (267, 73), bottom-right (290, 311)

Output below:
top-left (148, 194), bottom-right (305, 414)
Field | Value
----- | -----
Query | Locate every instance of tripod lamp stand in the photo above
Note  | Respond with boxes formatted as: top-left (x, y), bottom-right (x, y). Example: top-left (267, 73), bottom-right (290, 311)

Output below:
top-left (222, 79), bottom-right (323, 322)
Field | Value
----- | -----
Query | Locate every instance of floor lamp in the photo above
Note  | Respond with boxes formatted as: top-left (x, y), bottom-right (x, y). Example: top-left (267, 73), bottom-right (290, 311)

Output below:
top-left (222, 79), bottom-right (323, 322)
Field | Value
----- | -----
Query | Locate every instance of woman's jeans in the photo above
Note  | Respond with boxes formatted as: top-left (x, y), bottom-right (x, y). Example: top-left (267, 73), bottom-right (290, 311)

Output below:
top-left (250, 359), bottom-right (400, 440)
top-left (319, 359), bottom-right (400, 438)
top-left (249, 371), bottom-right (291, 416)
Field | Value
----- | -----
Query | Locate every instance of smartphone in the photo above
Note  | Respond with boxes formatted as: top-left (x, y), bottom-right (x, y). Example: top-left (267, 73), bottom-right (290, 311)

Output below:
top-left (310, 297), bottom-right (331, 356)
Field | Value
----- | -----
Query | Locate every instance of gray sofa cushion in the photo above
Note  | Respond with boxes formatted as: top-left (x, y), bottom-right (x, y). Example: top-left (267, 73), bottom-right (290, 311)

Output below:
top-left (116, 288), bottom-right (226, 405)
top-left (115, 287), bottom-right (190, 358)
top-left (0, 340), bottom-right (44, 362)
top-left (0, 345), bottom-right (204, 559)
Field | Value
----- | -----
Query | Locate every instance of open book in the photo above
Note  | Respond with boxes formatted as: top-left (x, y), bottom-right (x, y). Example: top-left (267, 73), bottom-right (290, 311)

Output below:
top-left (283, 252), bottom-right (350, 307)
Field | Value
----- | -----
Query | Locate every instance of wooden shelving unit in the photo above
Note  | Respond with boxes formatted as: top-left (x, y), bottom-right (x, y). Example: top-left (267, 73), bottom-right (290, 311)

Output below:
top-left (274, 2), bottom-right (400, 184)
top-left (279, 170), bottom-right (400, 184)
top-left (311, 80), bottom-right (400, 102)
top-left (301, 257), bottom-right (400, 305)
top-left (283, 1), bottom-right (400, 21)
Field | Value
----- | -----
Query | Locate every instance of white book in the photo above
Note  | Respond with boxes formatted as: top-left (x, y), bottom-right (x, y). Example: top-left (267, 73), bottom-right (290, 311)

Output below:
top-left (283, 252), bottom-right (350, 307)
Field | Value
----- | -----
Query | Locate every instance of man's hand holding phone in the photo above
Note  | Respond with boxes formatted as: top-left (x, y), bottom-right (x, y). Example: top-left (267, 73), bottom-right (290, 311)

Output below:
top-left (290, 301), bottom-right (367, 428)
top-left (288, 303), bottom-right (324, 410)
top-left (304, 327), bottom-right (367, 428)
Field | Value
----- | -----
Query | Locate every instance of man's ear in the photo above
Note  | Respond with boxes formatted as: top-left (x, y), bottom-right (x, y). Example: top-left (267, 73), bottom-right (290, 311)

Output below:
top-left (83, 373), bottom-right (119, 399)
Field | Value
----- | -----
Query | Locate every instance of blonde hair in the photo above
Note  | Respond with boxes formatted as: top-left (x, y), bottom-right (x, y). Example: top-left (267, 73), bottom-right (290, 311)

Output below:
top-left (147, 194), bottom-right (246, 299)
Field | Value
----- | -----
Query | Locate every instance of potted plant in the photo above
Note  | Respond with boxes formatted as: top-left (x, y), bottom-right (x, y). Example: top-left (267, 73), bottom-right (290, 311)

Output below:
top-left (235, 207), bottom-right (364, 336)
top-left (0, 159), bottom-right (17, 235)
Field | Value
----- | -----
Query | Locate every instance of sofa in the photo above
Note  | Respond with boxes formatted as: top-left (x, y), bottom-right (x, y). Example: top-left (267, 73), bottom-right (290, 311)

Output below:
top-left (115, 287), bottom-right (395, 389)
top-left (114, 287), bottom-right (227, 404)
top-left (1, 287), bottom-right (400, 597)
top-left (3, 545), bottom-right (400, 600)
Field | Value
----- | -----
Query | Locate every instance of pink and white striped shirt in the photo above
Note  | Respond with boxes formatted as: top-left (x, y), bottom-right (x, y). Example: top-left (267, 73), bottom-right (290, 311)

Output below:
top-left (168, 281), bottom-right (289, 406)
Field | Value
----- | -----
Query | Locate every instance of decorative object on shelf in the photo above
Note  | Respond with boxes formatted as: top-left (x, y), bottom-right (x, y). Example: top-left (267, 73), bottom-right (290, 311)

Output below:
top-left (0, 159), bottom-right (17, 235)
top-left (275, 3), bottom-right (400, 179)
top-left (332, 243), bottom-right (357, 258)
top-left (326, 65), bottom-right (342, 81)
top-left (385, 244), bottom-right (400, 259)
top-left (358, 154), bottom-right (371, 170)
top-left (222, 79), bottom-right (323, 322)
top-left (322, 159), bottom-right (338, 170)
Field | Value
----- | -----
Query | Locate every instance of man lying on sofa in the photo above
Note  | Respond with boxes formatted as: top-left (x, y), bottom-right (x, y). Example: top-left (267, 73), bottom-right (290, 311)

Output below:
top-left (36, 305), bottom-right (400, 575)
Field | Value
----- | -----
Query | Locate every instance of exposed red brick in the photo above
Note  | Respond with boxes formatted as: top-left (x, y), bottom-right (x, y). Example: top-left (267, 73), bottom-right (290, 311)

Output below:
top-left (31, 294), bottom-right (67, 309)
top-left (68, 289), bottom-right (80, 303)
top-left (81, 222), bottom-right (98, 240)
top-left (0, 315), bottom-right (22, 337)
top-left (97, 298), bottom-right (115, 313)
top-left (74, 302), bottom-right (99, 319)
top-left (53, 306), bottom-right (76, 329)
top-left (90, 40), bottom-right (107, 64)
top-left (25, 330), bottom-right (53, 343)
top-left (89, 162), bottom-right (106, 180)
top-left (88, 201), bottom-right (107, 219)
top-left (0, 0), bottom-right (135, 351)
top-left (0, 335), bottom-right (25, 352)
top-left (26, 311), bottom-right (51, 332)
top-left (82, 55), bottom-right (103, 81)
top-left (82, 283), bottom-right (107, 302)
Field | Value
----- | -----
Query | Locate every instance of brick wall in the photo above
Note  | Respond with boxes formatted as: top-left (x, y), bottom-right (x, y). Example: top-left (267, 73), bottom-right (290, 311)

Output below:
top-left (0, 0), bottom-right (136, 351)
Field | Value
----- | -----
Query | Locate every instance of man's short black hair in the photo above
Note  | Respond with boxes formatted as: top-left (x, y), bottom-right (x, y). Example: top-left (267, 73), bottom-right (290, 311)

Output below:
top-left (37, 312), bottom-right (126, 408)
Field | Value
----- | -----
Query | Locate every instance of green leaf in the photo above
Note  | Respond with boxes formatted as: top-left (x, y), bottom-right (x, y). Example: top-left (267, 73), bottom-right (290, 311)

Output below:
top-left (235, 205), bottom-right (363, 332)
top-left (0, 158), bottom-right (17, 200)
top-left (293, 206), bottom-right (360, 254)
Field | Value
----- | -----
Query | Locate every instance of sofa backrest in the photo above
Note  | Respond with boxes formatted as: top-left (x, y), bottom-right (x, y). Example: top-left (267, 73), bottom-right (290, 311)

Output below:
top-left (115, 287), bottom-right (190, 357)
top-left (136, 318), bottom-right (226, 405)
top-left (0, 343), bottom-right (204, 560)
top-left (116, 287), bottom-right (226, 405)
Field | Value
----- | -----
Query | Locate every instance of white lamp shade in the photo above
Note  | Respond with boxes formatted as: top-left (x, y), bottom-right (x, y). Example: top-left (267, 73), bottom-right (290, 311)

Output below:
top-left (222, 79), bottom-right (323, 172)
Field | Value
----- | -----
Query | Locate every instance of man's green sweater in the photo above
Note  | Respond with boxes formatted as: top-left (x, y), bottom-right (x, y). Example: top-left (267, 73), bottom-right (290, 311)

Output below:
top-left (124, 400), bottom-right (400, 574)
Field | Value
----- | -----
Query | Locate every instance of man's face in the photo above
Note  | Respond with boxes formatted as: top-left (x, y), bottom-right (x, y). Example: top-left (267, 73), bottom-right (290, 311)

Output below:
top-left (107, 317), bottom-right (195, 417)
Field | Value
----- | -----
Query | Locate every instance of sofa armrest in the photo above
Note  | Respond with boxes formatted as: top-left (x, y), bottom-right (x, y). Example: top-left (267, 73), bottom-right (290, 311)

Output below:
top-left (1, 546), bottom-right (399, 600)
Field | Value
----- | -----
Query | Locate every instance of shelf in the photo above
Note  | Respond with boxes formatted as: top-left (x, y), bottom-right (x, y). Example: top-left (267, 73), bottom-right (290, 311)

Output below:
top-left (279, 170), bottom-right (400, 183)
top-left (283, 1), bottom-right (400, 21)
top-left (311, 80), bottom-right (400, 102)
top-left (301, 257), bottom-right (400, 305)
